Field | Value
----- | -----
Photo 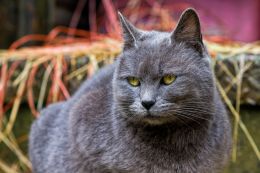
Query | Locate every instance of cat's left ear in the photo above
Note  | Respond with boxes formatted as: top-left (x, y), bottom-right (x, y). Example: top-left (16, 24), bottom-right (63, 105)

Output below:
top-left (171, 8), bottom-right (202, 44)
top-left (118, 12), bottom-right (142, 49)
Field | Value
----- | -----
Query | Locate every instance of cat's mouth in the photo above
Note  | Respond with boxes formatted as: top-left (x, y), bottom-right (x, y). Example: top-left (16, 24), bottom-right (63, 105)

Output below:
top-left (142, 116), bottom-right (172, 125)
top-left (141, 112), bottom-right (175, 125)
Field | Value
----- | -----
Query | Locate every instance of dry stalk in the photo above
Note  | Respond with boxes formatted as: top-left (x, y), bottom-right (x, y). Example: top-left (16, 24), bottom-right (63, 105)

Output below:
top-left (52, 55), bottom-right (63, 103)
top-left (216, 80), bottom-right (260, 160)
top-left (232, 55), bottom-right (244, 162)
top-left (65, 64), bottom-right (89, 81)
top-left (0, 132), bottom-right (32, 169)
top-left (0, 159), bottom-right (19, 173)
top-left (224, 62), bottom-right (252, 93)
top-left (0, 60), bottom-right (7, 130)
top-left (37, 63), bottom-right (54, 111)
top-left (4, 62), bottom-right (31, 136)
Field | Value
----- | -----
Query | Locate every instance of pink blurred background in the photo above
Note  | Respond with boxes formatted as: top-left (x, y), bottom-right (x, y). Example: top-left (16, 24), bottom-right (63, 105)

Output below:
top-left (0, 0), bottom-right (259, 48)
top-left (116, 0), bottom-right (260, 42)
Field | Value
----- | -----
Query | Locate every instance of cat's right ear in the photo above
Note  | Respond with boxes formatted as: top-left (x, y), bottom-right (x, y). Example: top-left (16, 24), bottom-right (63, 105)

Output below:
top-left (118, 12), bottom-right (141, 49)
top-left (171, 8), bottom-right (202, 44)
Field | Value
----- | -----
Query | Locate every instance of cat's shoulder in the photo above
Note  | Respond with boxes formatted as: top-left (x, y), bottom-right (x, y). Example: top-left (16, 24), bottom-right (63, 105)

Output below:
top-left (29, 101), bottom-right (65, 170)
top-left (31, 102), bottom-right (64, 131)
top-left (69, 63), bottom-right (114, 126)
top-left (68, 65), bottom-right (114, 150)
top-left (72, 63), bottom-right (116, 99)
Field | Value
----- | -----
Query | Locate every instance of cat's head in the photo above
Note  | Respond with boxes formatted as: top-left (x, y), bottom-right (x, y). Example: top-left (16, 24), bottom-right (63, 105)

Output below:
top-left (113, 9), bottom-right (215, 126)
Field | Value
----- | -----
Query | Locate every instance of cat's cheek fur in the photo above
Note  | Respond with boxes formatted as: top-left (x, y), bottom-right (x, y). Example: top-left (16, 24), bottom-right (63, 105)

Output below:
top-left (128, 101), bottom-right (147, 117)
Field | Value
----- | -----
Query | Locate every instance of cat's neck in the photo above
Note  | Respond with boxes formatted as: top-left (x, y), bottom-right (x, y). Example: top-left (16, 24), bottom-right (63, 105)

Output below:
top-left (112, 111), bottom-right (211, 150)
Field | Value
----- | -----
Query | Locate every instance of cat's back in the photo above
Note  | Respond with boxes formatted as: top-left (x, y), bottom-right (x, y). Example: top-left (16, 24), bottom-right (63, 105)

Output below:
top-left (29, 102), bottom-right (65, 173)
top-left (68, 64), bottom-right (115, 157)
top-left (29, 64), bottom-right (116, 173)
top-left (69, 63), bottom-right (115, 134)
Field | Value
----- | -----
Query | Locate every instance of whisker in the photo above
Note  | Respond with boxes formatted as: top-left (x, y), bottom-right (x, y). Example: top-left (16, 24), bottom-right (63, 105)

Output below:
top-left (172, 112), bottom-right (203, 126)
top-left (176, 108), bottom-right (213, 114)
top-left (173, 110), bottom-right (211, 122)
top-left (157, 111), bottom-right (193, 128)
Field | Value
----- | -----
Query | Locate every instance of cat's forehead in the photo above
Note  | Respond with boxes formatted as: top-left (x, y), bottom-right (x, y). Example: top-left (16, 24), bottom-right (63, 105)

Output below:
top-left (126, 33), bottom-right (194, 62)
top-left (136, 31), bottom-right (195, 58)
top-left (118, 30), bottom-right (202, 78)
top-left (139, 31), bottom-right (171, 46)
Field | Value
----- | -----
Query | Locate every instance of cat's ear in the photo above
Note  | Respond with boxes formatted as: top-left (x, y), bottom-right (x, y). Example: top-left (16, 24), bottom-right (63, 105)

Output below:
top-left (118, 12), bottom-right (141, 49)
top-left (172, 8), bottom-right (202, 43)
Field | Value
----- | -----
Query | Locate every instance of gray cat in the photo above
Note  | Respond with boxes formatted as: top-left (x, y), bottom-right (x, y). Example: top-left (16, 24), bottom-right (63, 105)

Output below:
top-left (29, 8), bottom-right (231, 173)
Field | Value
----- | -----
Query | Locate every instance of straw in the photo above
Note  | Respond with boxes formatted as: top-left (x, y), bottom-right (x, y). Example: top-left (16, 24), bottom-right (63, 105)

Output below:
top-left (216, 81), bottom-right (260, 160)
top-left (0, 159), bottom-right (19, 173)
top-left (0, 132), bottom-right (32, 169)
top-left (232, 55), bottom-right (244, 162)
top-left (4, 62), bottom-right (31, 136)
top-left (37, 63), bottom-right (53, 111)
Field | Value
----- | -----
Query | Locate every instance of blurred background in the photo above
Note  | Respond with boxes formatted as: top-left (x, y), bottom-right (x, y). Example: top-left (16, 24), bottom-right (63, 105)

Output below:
top-left (1, 0), bottom-right (260, 49)
top-left (0, 0), bottom-right (259, 173)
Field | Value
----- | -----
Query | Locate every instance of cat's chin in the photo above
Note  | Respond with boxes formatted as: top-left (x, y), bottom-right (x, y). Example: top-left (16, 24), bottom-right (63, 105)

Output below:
top-left (125, 110), bottom-right (178, 126)
top-left (142, 117), bottom-right (173, 125)
top-left (135, 114), bottom-right (177, 126)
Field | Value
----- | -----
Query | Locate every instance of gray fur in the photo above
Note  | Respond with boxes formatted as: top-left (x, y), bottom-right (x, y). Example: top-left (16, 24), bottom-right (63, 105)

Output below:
top-left (29, 8), bottom-right (231, 173)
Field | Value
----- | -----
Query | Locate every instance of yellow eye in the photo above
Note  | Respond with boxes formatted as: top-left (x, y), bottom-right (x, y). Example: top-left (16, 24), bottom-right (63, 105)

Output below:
top-left (162, 75), bottom-right (176, 85)
top-left (127, 77), bottom-right (140, 87)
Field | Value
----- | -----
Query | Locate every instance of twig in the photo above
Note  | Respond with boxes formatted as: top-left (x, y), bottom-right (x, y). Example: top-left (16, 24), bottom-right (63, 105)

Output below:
top-left (4, 62), bottom-right (31, 135)
top-left (0, 59), bottom-right (8, 129)
top-left (0, 132), bottom-right (32, 169)
top-left (37, 63), bottom-right (53, 111)
top-left (232, 55), bottom-right (245, 162)
top-left (0, 159), bottom-right (18, 173)
top-left (216, 80), bottom-right (260, 160)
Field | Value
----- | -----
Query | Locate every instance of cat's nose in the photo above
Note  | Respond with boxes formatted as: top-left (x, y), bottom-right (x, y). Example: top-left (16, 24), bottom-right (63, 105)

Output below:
top-left (141, 100), bottom-right (155, 110)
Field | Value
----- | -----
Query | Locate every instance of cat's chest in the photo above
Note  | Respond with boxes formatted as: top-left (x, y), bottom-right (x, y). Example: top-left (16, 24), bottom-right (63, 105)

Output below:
top-left (99, 137), bottom-right (216, 173)
top-left (101, 143), bottom-right (178, 173)
top-left (70, 136), bottom-right (212, 173)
